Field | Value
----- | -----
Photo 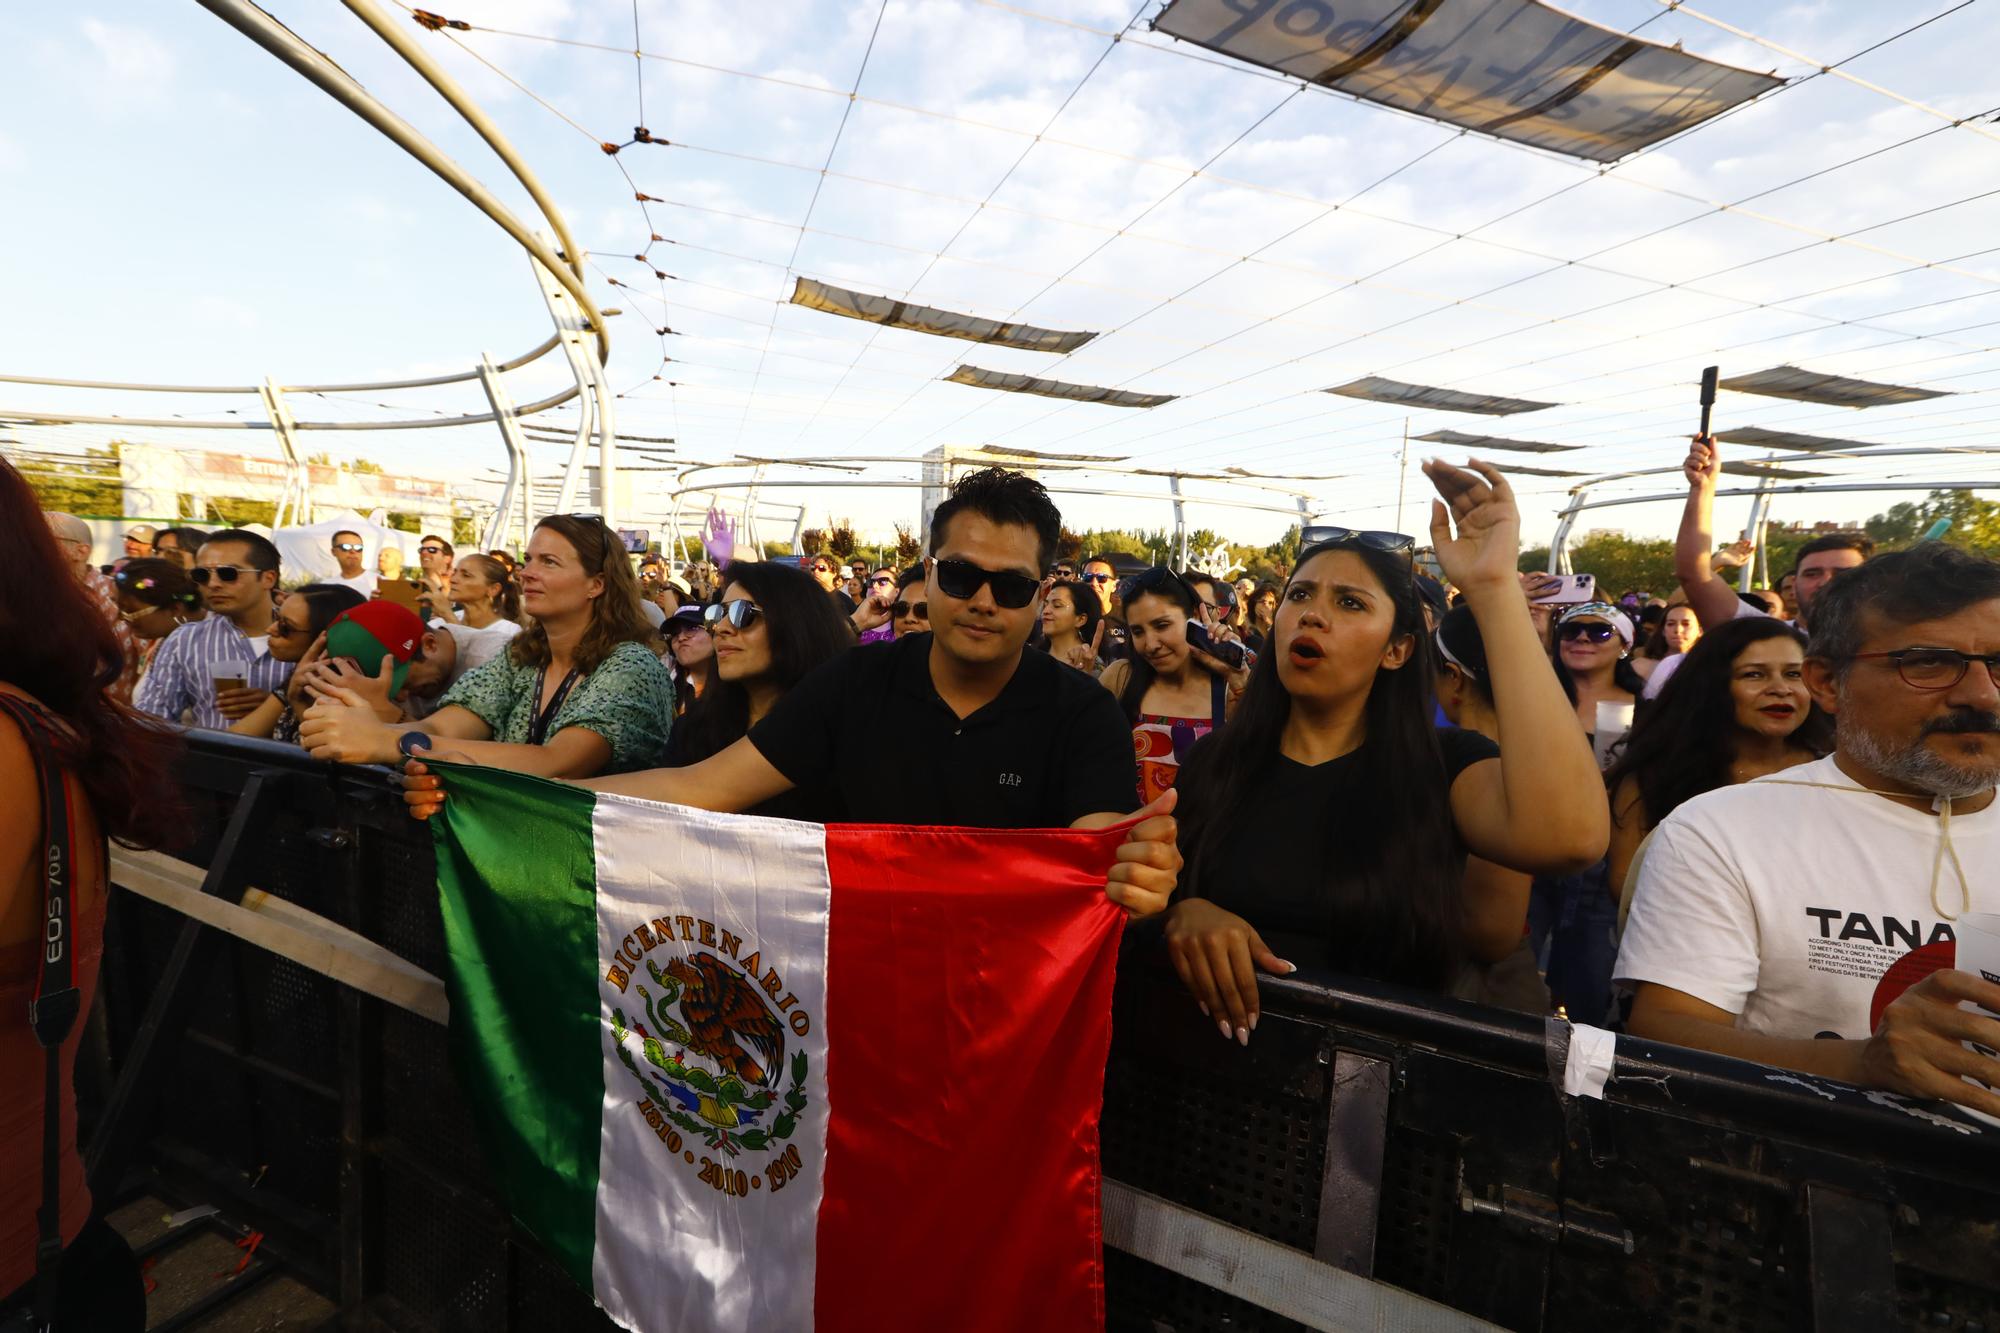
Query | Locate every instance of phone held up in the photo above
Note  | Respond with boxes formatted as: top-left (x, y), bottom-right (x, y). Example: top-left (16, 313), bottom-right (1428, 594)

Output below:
top-left (1528, 573), bottom-right (1596, 606)
top-left (1185, 620), bottom-right (1246, 670)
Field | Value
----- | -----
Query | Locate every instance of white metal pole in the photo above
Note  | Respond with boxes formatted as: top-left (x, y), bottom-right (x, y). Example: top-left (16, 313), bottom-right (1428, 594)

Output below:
top-left (258, 377), bottom-right (305, 528)
top-left (1394, 418), bottom-right (1410, 537)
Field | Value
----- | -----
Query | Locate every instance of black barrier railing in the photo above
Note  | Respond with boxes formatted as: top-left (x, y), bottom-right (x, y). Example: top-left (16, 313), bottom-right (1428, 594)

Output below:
top-left (94, 730), bottom-right (2000, 1332)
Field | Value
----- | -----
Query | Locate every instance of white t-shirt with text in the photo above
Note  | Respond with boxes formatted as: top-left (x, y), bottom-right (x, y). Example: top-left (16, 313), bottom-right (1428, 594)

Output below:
top-left (1615, 756), bottom-right (1995, 1040)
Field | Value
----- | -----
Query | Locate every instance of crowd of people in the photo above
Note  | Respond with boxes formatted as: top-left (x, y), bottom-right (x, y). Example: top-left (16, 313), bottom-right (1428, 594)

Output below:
top-left (5, 437), bottom-right (2000, 1325)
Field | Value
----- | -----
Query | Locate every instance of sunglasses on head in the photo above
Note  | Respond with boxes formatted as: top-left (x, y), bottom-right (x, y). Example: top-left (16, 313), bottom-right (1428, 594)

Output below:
top-left (333, 542), bottom-right (364, 553)
top-left (191, 565), bottom-right (258, 585)
top-left (892, 600), bottom-right (928, 620)
top-left (703, 599), bottom-right (761, 631)
top-left (1118, 565), bottom-right (1202, 608)
top-left (931, 557), bottom-right (1041, 609)
top-left (1299, 526), bottom-right (1416, 556)
top-left (1557, 622), bottom-right (1617, 644)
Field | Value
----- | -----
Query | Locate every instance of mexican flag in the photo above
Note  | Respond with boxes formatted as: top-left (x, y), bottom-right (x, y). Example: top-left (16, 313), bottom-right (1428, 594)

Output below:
top-left (429, 764), bottom-right (1128, 1333)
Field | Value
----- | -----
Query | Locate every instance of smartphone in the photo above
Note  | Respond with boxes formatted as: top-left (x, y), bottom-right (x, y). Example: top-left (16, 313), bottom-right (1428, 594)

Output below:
top-left (1186, 620), bottom-right (1246, 670)
top-left (618, 527), bottom-right (649, 554)
top-left (377, 576), bottom-right (422, 612)
top-left (1529, 573), bottom-right (1596, 606)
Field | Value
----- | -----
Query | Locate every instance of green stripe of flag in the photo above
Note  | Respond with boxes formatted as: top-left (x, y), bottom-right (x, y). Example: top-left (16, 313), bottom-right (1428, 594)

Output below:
top-left (430, 762), bottom-right (603, 1286)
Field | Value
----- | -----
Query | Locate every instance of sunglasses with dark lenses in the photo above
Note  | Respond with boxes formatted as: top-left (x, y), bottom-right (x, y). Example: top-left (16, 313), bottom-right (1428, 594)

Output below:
top-left (191, 565), bottom-right (257, 585)
top-left (1299, 526), bottom-right (1416, 556)
top-left (931, 558), bottom-right (1041, 609)
top-left (1557, 622), bottom-right (1617, 644)
top-left (892, 601), bottom-right (928, 620)
top-left (419, 545), bottom-right (445, 555)
top-left (703, 599), bottom-right (762, 631)
top-left (333, 542), bottom-right (364, 553)
top-left (1081, 572), bottom-right (1114, 585)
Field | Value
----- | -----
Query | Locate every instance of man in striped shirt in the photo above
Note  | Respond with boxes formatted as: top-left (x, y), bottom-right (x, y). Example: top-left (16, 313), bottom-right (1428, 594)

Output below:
top-left (135, 529), bottom-right (294, 731)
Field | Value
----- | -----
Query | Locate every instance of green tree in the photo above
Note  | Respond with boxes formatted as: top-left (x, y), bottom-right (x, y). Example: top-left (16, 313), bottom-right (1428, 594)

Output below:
top-left (1865, 490), bottom-right (2000, 557)
top-left (453, 516), bottom-right (479, 549)
top-left (206, 497), bottom-right (279, 528)
top-left (14, 445), bottom-right (124, 515)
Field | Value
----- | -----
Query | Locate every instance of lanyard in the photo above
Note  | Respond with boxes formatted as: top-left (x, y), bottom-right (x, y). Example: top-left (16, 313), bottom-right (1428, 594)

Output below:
top-left (1759, 777), bottom-right (1984, 922)
top-left (527, 665), bottom-right (581, 745)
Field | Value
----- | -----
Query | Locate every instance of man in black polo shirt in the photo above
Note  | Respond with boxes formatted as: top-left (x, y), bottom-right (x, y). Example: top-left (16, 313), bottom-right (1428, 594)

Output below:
top-left (404, 468), bottom-right (1180, 916)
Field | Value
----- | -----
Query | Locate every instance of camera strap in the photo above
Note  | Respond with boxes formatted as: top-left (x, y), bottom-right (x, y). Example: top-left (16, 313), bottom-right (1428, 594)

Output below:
top-left (0, 694), bottom-right (83, 1332)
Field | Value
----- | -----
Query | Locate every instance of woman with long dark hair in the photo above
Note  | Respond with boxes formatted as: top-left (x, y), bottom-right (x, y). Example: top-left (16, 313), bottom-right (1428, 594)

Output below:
top-left (667, 561), bottom-right (851, 818)
top-left (1244, 579), bottom-right (1279, 651)
top-left (1604, 617), bottom-right (1831, 903)
top-left (1165, 463), bottom-right (1606, 1042)
top-left (1038, 577), bottom-right (1102, 671)
top-left (301, 514), bottom-right (675, 776)
top-left (1098, 567), bottom-right (1250, 805)
top-left (1632, 604), bottom-right (1699, 683)
top-left (1, 459), bottom-right (180, 1330)
top-left (228, 584), bottom-right (367, 742)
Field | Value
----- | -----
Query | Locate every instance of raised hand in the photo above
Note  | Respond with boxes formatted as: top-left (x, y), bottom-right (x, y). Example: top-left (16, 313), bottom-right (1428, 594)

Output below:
top-left (702, 506), bottom-right (736, 565)
top-left (1424, 458), bottom-right (1520, 594)
top-left (1063, 620), bottom-right (1106, 674)
top-left (1684, 433), bottom-right (1720, 490)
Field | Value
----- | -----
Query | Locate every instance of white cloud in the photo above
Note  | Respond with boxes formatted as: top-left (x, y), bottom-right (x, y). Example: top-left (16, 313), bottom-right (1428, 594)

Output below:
top-left (78, 18), bottom-right (174, 99)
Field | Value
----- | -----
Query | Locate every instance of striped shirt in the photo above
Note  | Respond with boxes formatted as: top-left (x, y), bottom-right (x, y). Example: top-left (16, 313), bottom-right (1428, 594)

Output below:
top-left (134, 613), bottom-right (294, 731)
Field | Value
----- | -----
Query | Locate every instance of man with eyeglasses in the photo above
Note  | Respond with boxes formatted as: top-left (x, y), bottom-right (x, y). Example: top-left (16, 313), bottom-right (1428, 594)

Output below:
top-left (417, 533), bottom-right (455, 602)
top-left (135, 529), bottom-right (294, 730)
top-left (327, 529), bottom-right (375, 596)
top-left (1618, 541), bottom-right (2000, 1123)
top-left (516, 468), bottom-right (1182, 918)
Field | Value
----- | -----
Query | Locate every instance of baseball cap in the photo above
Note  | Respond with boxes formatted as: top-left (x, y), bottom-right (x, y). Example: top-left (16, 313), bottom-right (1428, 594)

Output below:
top-left (664, 606), bottom-right (706, 638)
top-left (325, 601), bottom-right (425, 695)
top-left (1412, 573), bottom-right (1449, 617)
top-left (126, 523), bottom-right (159, 544)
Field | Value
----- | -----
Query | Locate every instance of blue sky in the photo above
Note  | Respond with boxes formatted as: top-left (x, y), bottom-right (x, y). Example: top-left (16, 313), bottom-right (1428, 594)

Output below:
top-left (4, 0), bottom-right (1998, 552)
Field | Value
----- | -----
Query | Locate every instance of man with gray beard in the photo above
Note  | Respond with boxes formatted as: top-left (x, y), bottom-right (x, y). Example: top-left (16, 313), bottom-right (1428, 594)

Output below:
top-left (1616, 542), bottom-right (2000, 1120)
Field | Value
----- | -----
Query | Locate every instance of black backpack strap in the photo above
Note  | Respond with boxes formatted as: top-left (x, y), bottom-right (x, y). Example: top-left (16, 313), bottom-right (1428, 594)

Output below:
top-left (0, 695), bottom-right (81, 1331)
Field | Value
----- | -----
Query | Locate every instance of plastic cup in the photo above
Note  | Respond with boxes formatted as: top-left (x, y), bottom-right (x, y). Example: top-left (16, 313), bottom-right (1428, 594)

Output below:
top-left (208, 660), bottom-right (249, 694)
top-left (1955, 912), bottom-right (2000, 1128)
top-left (1593, 699), bottom-right (1635, 770)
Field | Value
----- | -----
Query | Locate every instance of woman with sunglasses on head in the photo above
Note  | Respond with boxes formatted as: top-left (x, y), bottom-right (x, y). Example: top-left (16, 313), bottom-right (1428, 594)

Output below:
top-left (1554, 602), bottom-right (1646, 758)
top-left (1165, 462), bottom-right (1607, 1044)
top-left (228, 584), bottom-right (367, 742)
top-left (300, 514), bottom-right (675, 778)
top-left (666, 562), bottom-right (852, 818)
top-left (1098, 568), bottom-right (1253, 806)
top-left (113, 559), bottom-right (206, 680)
top-left (1038, 578), bottom-right (1102, 672)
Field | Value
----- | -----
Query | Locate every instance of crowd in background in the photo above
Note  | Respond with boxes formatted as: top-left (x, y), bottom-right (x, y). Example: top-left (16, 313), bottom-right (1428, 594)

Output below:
top-left (6, 438), bottom-right (2000, 1324)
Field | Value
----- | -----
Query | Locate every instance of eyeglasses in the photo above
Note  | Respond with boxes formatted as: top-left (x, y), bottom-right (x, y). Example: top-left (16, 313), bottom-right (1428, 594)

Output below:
top-left (191, 565), bottom-right (259, 585)
top-left (1299, 526), bottom-right (1416, 556)
top-left (1847, 648), bottom-right (2000, 691)
top-left (1557, 622), bottom-right (1617, 644)
top-left (1049, 566), bottom-right (1076, 579)
top-left (892, 600), bottom-right (928, 620)
top-left (931, 557), bottom-right (1041, 609)
top-left (333, 542), bottom-right (364, 553)
top-left (867, 574), bottom-right (896, 588)
top-left (1081, 572), bottom-right (1114, 585)
top-left (703, 600), bottom-right (762, 631)
top-left (419, 545), bottom-right (446, 555)
top-left (267, 620), bottom-right (307, 640)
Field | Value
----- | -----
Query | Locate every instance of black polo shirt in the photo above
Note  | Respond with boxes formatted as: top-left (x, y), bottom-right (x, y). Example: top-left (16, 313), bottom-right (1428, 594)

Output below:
top-left (747, 633), bottom-right (1137, 828)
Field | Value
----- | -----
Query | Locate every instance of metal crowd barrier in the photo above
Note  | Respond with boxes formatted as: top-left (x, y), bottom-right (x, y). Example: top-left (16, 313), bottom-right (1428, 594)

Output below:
top-left (92, 730), bottom-right (2000, 1332)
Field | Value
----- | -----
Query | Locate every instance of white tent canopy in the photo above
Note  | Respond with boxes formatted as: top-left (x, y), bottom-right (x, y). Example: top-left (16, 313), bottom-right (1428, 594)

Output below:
top-left (271, 509), bottom-right (412, 586)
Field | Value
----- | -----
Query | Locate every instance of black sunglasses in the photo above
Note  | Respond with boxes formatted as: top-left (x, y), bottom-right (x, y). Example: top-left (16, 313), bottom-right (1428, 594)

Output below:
top-left (931, 557), bottom-right (1041, 609)
top-left (191, 565), bottom-right (259, 585)
top-left (703, 599), bottom-right (762, 631)
top-left (419, 544), bottom-right (446, 555)
top-left (1557, 622), bottom-right (1617, 644)
top-left (1117, 565), bottom-right (1202, 608)
top-left (1081, 572), bottom-right (1114, 585)
top-left (892, 600), bottom-right (928, 620)
top-left (1299, 526), bottom-right (1415, 556)
top-left (332, 542), bottom-right (364, 553)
